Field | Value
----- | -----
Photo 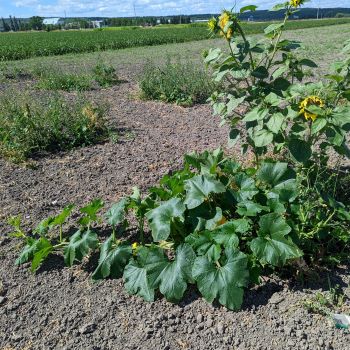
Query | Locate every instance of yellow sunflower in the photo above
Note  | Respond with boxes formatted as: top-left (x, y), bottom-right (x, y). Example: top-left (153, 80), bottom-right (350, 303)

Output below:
top-left (208, 18), bottom-right (217, 32)
top-left (299, 95), bottom-right (325, 121)
top-left (219, 11), bottom-right (233, 40)
top-left (290, 0), bottom-right (303, 7)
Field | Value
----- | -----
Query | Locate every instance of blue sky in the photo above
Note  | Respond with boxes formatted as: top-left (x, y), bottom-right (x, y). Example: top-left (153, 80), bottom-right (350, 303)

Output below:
top-left (0, 1), bottom-right (348, 18)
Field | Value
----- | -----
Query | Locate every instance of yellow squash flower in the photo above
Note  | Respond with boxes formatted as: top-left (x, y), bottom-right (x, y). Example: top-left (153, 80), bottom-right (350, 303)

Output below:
top-left (290, 0), bottom-right (303, 7)
top-left (217, 216), bottom-right (227, 227)
top-left (299, 95), bottom-right (325, 121)
top-left (132, 242), bottom-right (138, 250)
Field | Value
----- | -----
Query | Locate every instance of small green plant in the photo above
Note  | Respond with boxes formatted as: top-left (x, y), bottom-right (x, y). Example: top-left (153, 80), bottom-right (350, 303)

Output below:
top-left (0, 92), bottom-right (108, 161)
top-left (139, 58), bottom-right (217, 106)
top-left (303, 278), bottom-right (347, 316)
top-left (93, 62), bottom-right (120, 87)
top-left (37, 72), bottom-right (93, 91)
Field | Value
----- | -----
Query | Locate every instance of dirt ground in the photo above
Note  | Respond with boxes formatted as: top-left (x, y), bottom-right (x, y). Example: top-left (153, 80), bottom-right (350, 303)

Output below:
top-left (1, 61), bottom-right (350, 349)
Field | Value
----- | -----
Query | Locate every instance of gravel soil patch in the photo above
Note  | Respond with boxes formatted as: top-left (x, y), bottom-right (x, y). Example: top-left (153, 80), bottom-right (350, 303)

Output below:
top-left (0, 78), bottom-right (349, 349)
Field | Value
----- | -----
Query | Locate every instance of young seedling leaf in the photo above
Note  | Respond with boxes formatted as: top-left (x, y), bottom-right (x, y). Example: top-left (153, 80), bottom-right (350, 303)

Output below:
top-left (146, 198), bottom-right (186, 242)
top-left (64, 229), bottom-right (99, 267)
top-left (105, 198), bottom-right (129, 227)
top-left (184, 174), bottom-right (226, 209)
top-left (31, 244), bottom-right (53, 272)
top-left (79, 199), bottom-right (104, 226)
top-left (16, 237), bottom-right (52, 268)
top-left (50, 204), bottom-right (75, 227)
top-left (92, 237), bottom-right (132, 280)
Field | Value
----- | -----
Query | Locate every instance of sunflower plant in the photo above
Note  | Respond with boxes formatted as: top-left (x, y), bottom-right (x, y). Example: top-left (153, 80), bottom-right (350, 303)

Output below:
top-left (205, 1), bottom-right (350, 166)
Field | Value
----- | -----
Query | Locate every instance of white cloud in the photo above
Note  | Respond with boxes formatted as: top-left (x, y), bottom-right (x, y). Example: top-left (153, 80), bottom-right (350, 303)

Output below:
top-left (14, 0), bottom-right (39, 7)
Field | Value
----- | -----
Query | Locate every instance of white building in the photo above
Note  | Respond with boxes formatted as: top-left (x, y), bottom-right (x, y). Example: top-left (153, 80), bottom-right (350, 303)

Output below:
top-left (91, 20), bottom-right (104, 28)
top-left (43, 18), bottom-right (64, 26)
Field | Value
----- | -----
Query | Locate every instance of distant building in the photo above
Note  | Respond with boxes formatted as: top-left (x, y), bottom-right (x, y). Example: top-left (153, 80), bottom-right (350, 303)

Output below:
top-left (43, 18), bottom-right (64, 26)
top-left (191, 19), bottom-right (210, 23)
top-left (248, 15), bottom-right (254, 22)
top-left (91, 20), bottom-right (103, 28)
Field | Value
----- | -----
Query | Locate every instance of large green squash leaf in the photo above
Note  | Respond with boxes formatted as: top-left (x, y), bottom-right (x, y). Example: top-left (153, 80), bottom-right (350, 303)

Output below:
top-left (123, 246), bottom-right (167, 302)
top-left (146, 198), bottom-right (185, 242)
top-left (257, 162), bottom-right (295, 186)
top-left (250, 233), bottom-right (302, 266)
top-left (64, 229), bottom-right (99, 267)
top-left (232, 173), bottom-right (259, 202)
top-left (124, 245), bottom-right (195, 302)
top-left (250, 213), bottom-right (302, 266)
top-left (184, 175), bottom-right (226, 209)
top-left (16, 237), bottom-right (53, 272)
top-left (155, 244), bottom-right (196, 302)
top-left (105, 198), bottom-right (129, 227)
top-left (258, 213), bottom-right (291, 237)
top-left (185, 231), bottom-right (221, 262)
top-left (92, 237), bottom-right (132, 280)
top-left (192, 248), bottom-right (249, 310)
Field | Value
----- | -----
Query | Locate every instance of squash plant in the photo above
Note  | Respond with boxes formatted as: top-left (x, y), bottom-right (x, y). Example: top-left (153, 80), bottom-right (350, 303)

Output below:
top-left (10, 149), bottom-right (350, 310)
top-left (10, 1), bottom-right (350, 310)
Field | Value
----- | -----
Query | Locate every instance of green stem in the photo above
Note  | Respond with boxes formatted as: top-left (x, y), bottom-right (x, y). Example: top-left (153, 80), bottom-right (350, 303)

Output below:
top-left (235, 20), bottom-right (255, 71)
top-left (139, 216), bottom-right (145, 244)
top-left (53, 242), bottom-right (69, 250)
top-left (226, 33), bottom-right (252, 90)
top-left (267, 8), bottom-right (291, 70)
top-left (112, 226), bottom-right (116, 243)
top-left (59, 225), bottom-right (63, 243)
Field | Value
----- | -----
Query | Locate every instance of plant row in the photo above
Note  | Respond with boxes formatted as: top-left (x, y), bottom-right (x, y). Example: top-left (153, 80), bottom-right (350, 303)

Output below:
top-left (10, 150), bottom-right (350, 310)
top-left (1, 18), bottom-right (350, 61)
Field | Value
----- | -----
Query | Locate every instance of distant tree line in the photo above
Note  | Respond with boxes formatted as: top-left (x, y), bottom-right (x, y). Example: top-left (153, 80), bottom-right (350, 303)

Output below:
top-left (105, 15), bottom-right (191, 27)
top-left (1, 8), bottom-right (350, 32)
top-left (1, 16), bottom-right (44, 32)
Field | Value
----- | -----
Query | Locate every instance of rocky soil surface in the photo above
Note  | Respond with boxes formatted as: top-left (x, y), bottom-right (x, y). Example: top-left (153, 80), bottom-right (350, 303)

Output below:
top-left (0, 78), bottom-right (349, 350)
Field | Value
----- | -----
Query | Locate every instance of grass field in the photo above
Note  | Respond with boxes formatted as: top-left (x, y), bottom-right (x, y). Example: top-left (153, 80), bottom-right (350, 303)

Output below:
top-left (3, 22), bottom-right (348, 81)
top-left (0, 17), bottom-right (349, 61)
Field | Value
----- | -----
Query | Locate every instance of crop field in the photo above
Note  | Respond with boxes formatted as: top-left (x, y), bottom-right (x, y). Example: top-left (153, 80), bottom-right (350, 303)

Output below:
top-left (0, 17), bottom-right (349, 61)
top-left (0, 10), bottom-right (350, 350)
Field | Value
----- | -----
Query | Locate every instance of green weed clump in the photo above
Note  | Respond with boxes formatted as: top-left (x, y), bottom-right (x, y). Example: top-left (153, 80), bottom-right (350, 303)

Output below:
top-left (93, 62), bottom-right (120, 87)
top-left (139, 59), bottom-right (216, 106)
top-left (0, 92), bottom-right (108, 162)
top-left (36, 71), bottom-right (93, 91)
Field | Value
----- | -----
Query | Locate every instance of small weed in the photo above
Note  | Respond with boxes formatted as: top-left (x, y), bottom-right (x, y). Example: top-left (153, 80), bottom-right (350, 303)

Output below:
top-left (109, 131), bottom-right (119, 144)
top-left (139, 58), bottom-right (217, 106)
top-left (93, 62), bottom-right (120, 87)
top-left (124, 131), bottom-right (136, 141)
top-left (0, 91), bottom-right (109, 162)
top-left (303, 278), bottom-right (347, 316)
top-left (37, 72), bottom-right (93, 92)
